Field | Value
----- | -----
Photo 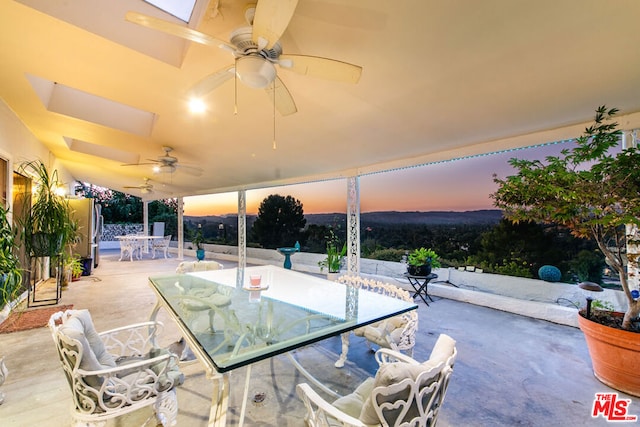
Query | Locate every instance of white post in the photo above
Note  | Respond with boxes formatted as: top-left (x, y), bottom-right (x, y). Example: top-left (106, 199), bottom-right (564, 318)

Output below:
top-left (346, 176), bottom-right (360, 275)
top-left (177, 197), bottom-right (184, 260)
top-left (237, 190), bottom-right (247, 287)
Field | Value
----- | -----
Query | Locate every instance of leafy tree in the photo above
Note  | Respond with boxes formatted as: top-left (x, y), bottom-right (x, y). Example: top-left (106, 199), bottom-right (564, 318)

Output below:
top-left (569, 249), bottom-right (606, 284)
top-left (492, 106), bottom-right (640, 330)
top-left (251, 194), bottom-right (306, 249)
top-left (149, 199), bottom-right (178, 238)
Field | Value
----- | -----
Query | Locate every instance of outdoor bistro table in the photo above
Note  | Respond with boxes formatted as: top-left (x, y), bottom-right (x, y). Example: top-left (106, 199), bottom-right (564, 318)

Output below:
top-left (148, 265), bottom-right (417, 427)
top-left (405, 272), bottom-right (438, 305)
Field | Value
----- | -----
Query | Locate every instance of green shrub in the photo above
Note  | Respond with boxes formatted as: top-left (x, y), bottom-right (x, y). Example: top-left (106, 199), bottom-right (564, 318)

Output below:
top-left (365, 248), bottom-right (406, 262)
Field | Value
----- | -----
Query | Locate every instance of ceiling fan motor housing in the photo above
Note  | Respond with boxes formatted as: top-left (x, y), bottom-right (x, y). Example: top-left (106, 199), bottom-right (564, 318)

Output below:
top-left (230, 26), bottom-right (281, 89)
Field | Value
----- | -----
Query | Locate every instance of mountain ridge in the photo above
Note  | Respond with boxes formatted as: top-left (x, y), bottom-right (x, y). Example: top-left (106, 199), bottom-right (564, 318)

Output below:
top-left (185, 209), bottom-right (503, 226)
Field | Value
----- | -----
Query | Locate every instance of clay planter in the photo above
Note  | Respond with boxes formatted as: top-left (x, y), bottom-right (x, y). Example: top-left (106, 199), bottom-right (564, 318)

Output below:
top-left (578, 312), bottom-right (640, 397)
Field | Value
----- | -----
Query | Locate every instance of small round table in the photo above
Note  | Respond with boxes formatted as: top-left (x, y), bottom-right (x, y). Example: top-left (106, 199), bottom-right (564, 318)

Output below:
top-left (404, 273), bottom-right (438, 305)
top-left (277, 247), bottom-right (299, 269)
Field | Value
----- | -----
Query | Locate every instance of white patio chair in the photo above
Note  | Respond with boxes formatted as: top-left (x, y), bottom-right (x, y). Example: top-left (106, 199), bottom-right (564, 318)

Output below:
top-left (334, 275), bottom-right (418, 368)
top-left (298, 333), bottom-right (457, 427)
top-left (174, 262), bottom-right (230, 333)
top-left (152, 234), bottom-right (172, 259)
top-left (175, 260), bottom-right (224, 273)
top-left (48, 309), bottom-right (184, 427)
top-left (117, 236), bottom-right (141, 262)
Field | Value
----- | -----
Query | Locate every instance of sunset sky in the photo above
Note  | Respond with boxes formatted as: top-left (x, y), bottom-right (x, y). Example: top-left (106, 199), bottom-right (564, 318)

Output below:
top-left (183, 141), bottom-right (573, 217)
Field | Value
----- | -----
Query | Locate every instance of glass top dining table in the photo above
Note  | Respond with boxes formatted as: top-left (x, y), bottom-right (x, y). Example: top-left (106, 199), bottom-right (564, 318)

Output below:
top-left (148, 265), bottom-right (417, 426)
top-left (148, 265), bottom-right (418, 373)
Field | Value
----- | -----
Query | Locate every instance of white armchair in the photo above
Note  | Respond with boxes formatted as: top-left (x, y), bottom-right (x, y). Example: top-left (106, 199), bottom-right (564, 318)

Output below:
top-left (48, 309), bottom-right (184, 427)
top-left (335, 275), bottom-right (418, 368)
top-left (297, 334), bottom-right (457, 427)
top-left (152, 234), bottom-right (172, 259)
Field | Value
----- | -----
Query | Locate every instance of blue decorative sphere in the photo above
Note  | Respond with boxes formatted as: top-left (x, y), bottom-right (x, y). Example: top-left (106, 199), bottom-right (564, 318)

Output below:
top-left (538, 265), bottom-right (562, 282)
top-left (632, 289), bottom-right (640, 300)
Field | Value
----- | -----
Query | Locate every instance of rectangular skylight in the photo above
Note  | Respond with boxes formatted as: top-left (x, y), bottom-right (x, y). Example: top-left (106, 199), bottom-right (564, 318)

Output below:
top-left (143, 0), bottom-right (196, 22)
top-left (27, 74), bottom-right (157, 137)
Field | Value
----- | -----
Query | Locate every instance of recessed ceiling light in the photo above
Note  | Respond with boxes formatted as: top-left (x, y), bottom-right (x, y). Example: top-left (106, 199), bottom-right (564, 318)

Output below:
top-left (188, 98), bottom-right (206, 114)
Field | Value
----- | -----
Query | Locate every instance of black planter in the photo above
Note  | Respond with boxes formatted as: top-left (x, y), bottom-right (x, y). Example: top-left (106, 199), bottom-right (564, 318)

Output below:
top-left (408, 264), bottom-right (432, 276)
top-left (80, 257), bottom-right (93, 276)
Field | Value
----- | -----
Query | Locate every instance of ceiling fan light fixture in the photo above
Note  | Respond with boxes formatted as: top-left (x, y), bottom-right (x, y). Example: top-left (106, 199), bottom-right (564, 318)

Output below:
top-left (155, 164), bottom-right (176, 174)
top-left (236, 56), bottom-right (276, 89)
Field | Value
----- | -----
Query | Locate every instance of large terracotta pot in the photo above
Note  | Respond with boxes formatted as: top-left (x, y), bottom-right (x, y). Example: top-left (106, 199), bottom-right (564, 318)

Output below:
top-left (578, 312), bottom-right (640, 397)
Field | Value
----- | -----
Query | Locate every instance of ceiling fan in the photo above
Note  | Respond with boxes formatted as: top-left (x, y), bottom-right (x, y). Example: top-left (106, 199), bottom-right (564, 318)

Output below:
top-left (122, 146), bottom-right (203, 176)
top-left (123, 177), bottom-right (154, 194)
top-left (125, 0), bottom-right (362, 116)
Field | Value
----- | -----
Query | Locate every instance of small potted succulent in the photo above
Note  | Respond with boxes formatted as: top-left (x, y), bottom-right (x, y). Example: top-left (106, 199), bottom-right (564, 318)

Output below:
top-left (407, 247), bottom-right (441, 276)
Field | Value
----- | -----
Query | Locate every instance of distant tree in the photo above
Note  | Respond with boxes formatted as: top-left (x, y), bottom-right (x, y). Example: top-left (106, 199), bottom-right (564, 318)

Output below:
top-left (251, 194), bottom-right (306, 249)
top-left (149, 199), bottom-right (178, 238)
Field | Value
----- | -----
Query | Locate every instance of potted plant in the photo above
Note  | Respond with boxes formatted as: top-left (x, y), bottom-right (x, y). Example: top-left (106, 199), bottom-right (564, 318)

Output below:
top-left (68, 256), bottom-right (83, 282)
top-left (18, 160), bottom-right (74, 258)
top-left (0, 204), bottom-right (23, 311)
top-left (318, 229), bottom-right (346, 279)
top-left (492, 106), bottom-right (640, 396)
top-left (192, 224), bottom-right (205, 261)
top-left (407, 247), bottom-right (441, 276)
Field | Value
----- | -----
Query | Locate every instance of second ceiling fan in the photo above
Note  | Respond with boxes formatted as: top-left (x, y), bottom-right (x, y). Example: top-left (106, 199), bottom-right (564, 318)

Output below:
top-left (126, 0), bottom-right (362, 116)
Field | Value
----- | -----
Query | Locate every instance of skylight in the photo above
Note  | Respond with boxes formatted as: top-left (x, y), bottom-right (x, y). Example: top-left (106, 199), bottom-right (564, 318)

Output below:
top-left (144, 0), bottom-right (196, 22)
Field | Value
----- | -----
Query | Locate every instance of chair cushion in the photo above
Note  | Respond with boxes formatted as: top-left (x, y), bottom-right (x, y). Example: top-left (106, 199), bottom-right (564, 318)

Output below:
top-left (359, 316), bottom-right (408, 347)
top-left (59, 309), bottom-right (116, 372)
top-left (176, 261), bottom-right (223, 273)
top-left (332, 377), bottom-right (375, 419)
top-left (427, 334), bottom-right (456, 366)
top-left (359, 359), bottom-right (444, 424)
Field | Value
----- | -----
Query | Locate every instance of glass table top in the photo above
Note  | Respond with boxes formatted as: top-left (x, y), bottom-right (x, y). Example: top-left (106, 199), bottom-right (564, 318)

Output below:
top-left (149, 265), bottom-right (417, 372)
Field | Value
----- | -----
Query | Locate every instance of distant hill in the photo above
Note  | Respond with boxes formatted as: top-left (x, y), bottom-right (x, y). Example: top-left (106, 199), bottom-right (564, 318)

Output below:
top-left (185, 210), bottom-right (503, 227)
top-left (304, 210), bottom-right (503, 226)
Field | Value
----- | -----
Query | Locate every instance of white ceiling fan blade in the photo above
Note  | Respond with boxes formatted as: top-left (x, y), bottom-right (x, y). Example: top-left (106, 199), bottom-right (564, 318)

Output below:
top-left (125, 11), bottom-right (235, 51)
top-left (252, 0), bottom-right (299, 50)
top-left (278, 55), bottom-right (362, 84)
top-left (188, 66), bottom-right (235, 97)
top-left (176, 164), bottom-right (204, 177)
top-left (121, 161), bottom-right (158, 167)
top-left (264, 76), bottom-right (297, 116)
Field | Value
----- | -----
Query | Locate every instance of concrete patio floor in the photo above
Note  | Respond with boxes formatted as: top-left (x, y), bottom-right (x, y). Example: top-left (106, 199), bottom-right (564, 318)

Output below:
top-left (0, 249), bottom-right (638, 426)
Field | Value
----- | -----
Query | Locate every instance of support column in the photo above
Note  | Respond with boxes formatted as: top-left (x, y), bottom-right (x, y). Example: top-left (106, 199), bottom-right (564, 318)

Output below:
top-left (346, 176), bottom-right (360, 275)
top-left (143, 201), bottom-right (149, 252)
top-left (177, 197), bottom-right (184, 260)
top-left (623, 130), bottom-right (640, 297)
top-left (237, 190), bottom-right (247, 287)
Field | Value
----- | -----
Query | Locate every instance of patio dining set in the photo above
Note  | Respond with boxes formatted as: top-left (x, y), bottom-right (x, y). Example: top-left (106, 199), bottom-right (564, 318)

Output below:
top-left (116, 234), bottom-right (172, 262)
top-left (46, 264), bottom-right (456, 427)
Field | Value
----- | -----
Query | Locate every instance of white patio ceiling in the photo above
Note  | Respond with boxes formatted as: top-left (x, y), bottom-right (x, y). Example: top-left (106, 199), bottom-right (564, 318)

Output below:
top-left (2, 0), bottom-right (640, 200)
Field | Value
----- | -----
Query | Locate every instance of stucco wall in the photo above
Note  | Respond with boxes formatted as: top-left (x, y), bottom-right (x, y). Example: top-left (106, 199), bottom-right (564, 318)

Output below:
top-left (0, 100), bottom-right (75, 198)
